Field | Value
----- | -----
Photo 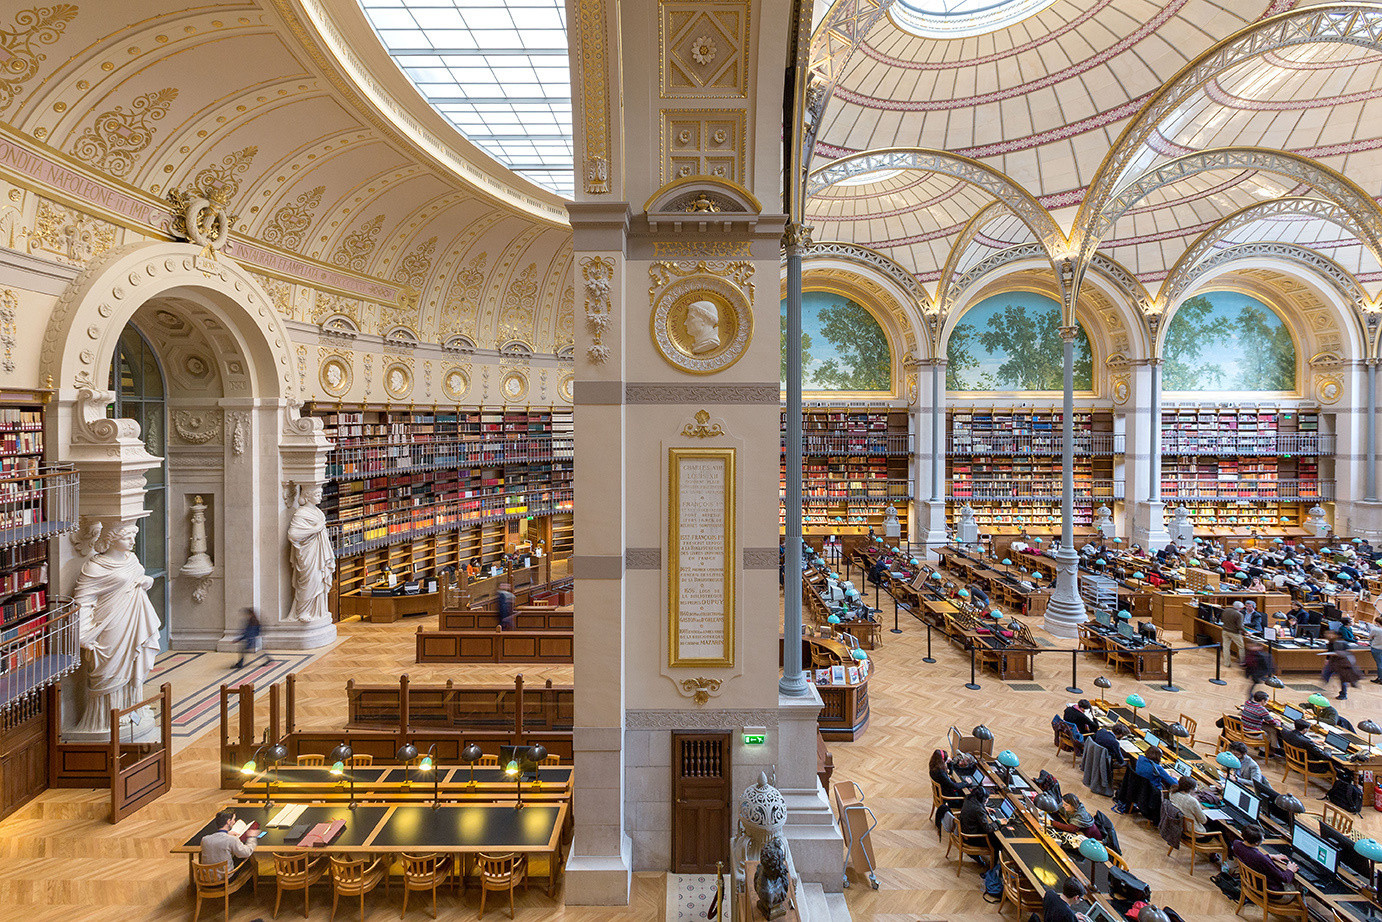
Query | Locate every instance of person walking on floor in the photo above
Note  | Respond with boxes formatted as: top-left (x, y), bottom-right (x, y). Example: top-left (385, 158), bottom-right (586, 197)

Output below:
top-left (497, 583), bottom-right (516, 631)
top-left (233, 606), bottom-right (264, 669)
top-left (1221, 601), bottom-right (1246, 667)
top-left (1368, 613), bottom-right (1382, 684)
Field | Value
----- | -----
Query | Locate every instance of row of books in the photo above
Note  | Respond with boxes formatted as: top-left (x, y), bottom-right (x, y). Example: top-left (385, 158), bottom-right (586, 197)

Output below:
top-left (1, 587), bottom-right (45, 628)
top-left (0, 409), bottom-right (42, 429)
top-left (0, 563), bottom-right (45, 600)
top-left (813, 662), bottom-right (868, 686)
top-left (0, 431), bottom-right (40, 454)
top-left (0, 507), bottom-right (46, 530)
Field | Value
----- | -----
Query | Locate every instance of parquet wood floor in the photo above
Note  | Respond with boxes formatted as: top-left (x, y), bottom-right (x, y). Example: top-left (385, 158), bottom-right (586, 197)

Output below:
top-left (0, 612), bottom-right (1376, 921)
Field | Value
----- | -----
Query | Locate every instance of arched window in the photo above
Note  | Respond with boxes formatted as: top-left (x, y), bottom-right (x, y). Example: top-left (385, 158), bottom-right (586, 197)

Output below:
top-left (108, 324), bottom-right (169, 648)
top-left (1163, 291), bottom-right (1296, 392)
top-left (946, 292), bottom-right (1092, 391)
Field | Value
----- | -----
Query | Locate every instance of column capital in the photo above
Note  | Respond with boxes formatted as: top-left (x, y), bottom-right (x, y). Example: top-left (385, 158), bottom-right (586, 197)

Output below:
top-left (782, 222), bottom-right (814, 252)
top-left (1058, 325), bottom-right (1078, 343)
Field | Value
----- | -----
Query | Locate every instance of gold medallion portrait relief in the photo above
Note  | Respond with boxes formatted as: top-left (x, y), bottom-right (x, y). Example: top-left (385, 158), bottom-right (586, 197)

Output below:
top-left (650, 276), bottom-right (752, 375)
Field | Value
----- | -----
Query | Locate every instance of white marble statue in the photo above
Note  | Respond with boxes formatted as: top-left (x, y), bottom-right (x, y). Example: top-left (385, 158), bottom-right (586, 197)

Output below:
top-left (684, 300), bottom-right (721, 354)
top-left (287, 484), bottom-right (336, 621)
top-left (71, 521), bottom-right (162, 736)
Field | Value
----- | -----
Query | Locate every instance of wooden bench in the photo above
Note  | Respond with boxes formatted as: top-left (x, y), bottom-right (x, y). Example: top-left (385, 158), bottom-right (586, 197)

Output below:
top-left (415, 626), bottom-right (574, 663)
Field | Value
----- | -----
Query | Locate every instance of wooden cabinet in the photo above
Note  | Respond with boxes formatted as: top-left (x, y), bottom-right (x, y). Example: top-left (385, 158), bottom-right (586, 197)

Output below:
top-left (0, 696), bottom-right (47, 822)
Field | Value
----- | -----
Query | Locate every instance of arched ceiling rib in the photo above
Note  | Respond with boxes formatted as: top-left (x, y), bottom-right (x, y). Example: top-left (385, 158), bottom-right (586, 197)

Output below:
top-left (0, 0), bottom-right (573, 350)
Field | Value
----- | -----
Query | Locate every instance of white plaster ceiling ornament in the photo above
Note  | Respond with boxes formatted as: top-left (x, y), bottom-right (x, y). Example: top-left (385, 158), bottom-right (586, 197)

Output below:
top-left (690, 35), bottom-right (718, 66)
top-left (319, 356), bottom-right (351, 397)
top-left (383, 363), bottom-right (413, 400)
top-left (171, 409), bottom-right (222, 445)
top-left (500, 371), bottom-right (528, 402)
top-left (443, 367), bottom-right (470, 401)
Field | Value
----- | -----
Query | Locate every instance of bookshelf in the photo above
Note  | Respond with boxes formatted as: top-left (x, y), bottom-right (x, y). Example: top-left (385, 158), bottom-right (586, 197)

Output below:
top-left (944, 409), bottom-right (1121, 535)
top-left (1159, 407), bottom-right (1331, 534)
top-left (780, 408), bottom-right (911, 536)
top-left (308, 405), bottom-right (574, 603)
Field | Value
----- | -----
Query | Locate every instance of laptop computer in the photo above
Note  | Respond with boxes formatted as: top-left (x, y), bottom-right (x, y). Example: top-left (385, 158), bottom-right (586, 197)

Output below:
top-left (1326, 731), bottom-right (1351, 753)
top-left (1143, 731), bottom-right (1161, 748)
top-left (1291, 822), bottom-right (1340, 881)
top-left (1174, 760), bottom-right (1193, 778)
top-left (1281, 705), bottom-right (1304, 723)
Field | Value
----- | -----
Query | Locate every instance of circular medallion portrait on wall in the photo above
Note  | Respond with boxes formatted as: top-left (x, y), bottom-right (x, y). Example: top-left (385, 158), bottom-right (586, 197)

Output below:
top-left (319, 355), bottom-right (352, 397)
top-left (501, 370), bottom-right (528, 402)
top-left (383, 363), bottom-right (413, 400)
top-left (443, 367), bottom-right (469, 401)
top-left (558, 374), bottom-right (574, 403)
top-left (650, 276), bottom-right (752, 375)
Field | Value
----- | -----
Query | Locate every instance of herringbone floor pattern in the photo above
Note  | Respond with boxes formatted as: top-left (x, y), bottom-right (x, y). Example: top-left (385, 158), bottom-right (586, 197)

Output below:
top-left (0, 611), bottom-right (1377, 921)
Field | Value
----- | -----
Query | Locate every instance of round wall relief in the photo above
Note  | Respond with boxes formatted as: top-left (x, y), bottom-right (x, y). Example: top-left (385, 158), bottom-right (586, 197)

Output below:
top-left (650, 275), bottom-right (752, 375)
top-left (319, 355), bottom-right (351, 397)
top-left (383, 362), bottom-right (413, 400)
top-left (1112, 375), bottom-right (1130, 406)
top-left (443, 367), bottom-right (470, 401)
top-left (558, 374), bottom-right (574, 403)
top-left (1316, 374), bottom-right (1342, 405)
top-left (500, 371), bottom-right (528, 402)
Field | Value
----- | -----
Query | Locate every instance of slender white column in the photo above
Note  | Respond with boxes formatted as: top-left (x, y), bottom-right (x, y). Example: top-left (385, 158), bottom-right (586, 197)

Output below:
top-left (1044, 328), bottom-right (1085, 638)
top-left (781, 224), bottom-right (809, 697)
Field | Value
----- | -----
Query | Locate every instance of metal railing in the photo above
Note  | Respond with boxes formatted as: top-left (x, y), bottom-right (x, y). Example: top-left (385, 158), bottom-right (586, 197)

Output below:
top-left (0, 465), bottom-right (79, 549)
top-left (0, 600), bottom-right (78, 714)
top-left (1161, 432), bottom-right (1333, 456)
top-left (328, 489), bottom-right (574, 556)
top-left (782, 433), bottom-right (912, 456)
top-left (326, 437), bottom-right (564, 479)
top-left (1159, 478), bottom-right (1334, 502)
top-left (947, 432), bottom-right (1124, 456)
top-left (791, 483), bottom-right (912, 506)
top-left (946, 478), bottom-right (1125, 502)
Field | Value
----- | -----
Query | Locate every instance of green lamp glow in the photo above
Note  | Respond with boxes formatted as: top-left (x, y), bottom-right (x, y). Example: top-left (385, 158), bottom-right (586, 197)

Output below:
top-left (330, 760), bottom-right (345, 775)
top-left (1308, 693), bottom-right (1330, 709)
top-left (240, 759), bottom-right (256, 775)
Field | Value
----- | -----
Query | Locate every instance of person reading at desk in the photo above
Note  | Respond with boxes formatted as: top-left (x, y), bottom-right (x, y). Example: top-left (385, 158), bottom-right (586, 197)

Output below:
top-left (1231, 824), bottom-right (1298, 894)
top-left (1240, 691), bottom-right (1278, 736)
top-left (200, 810), bottom-right (257, 877)
top-left (1281, 719), bottom-right (1334, 775)
top-left (1050, 793), bottom-right (1097, 837)
top-left (1092, 723), bottom-right (1129, 766)
top-left (1063, 700), bottom-right (1097, 737)
top-left (959, 785), bottom-right (1008, 863)
top-left (1227, 741), bottom-right (1266, 786)
top-left (1042, 877), bottom-right (1089, 922)
top-left (1134, 746), bottom-right (1177, 791)
top-left (1169, 776), bottom-right (1212, 836)
top-left (968, 583), bottom-right (990, 608)
top-left (929, 749), bottom-right (967, 835)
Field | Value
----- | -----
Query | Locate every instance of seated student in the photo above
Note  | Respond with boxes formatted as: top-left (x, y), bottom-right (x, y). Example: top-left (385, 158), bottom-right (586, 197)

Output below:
top-left (1168, 776), bottom-right (1212, 835)
top-left (1231, 824), bottom-right (1298, 894)
top-left (1134, 745), bottom-right (1178, 791)
top-left (1239, 690), bottom-right (1278, 735)
top-left (1227, 740), bottom-right (1266, 786)
top-left (1280, 719), bottom-right (1333, 773)
top-left (1042, 877), bottom-right (1089, 922)
top-left (1092, 722), bottom-right (1130, 765)
top-left (968, 583), bottom-right (990, 608)
top-left (928, 749), bottom-right (966, 834)
top-left (958, 785), bottom-right (1007, 859)
top-left (1062, 700), bottom-right (1097, 737)
top-left (1313, 704), bottom-right (1355, 733)
top-left (199, 809), bottom-right (257, 876)
top-left (1050, 793), bottom-right (1097, 836)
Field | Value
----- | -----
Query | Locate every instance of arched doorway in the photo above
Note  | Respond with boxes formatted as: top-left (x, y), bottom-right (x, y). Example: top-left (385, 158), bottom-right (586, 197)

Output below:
top-left (107, 325), bottom-right (170, 649)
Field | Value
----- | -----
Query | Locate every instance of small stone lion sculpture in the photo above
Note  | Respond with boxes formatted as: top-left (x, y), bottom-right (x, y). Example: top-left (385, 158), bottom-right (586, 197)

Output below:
top-left (754, 837), bottom-right (790, 919)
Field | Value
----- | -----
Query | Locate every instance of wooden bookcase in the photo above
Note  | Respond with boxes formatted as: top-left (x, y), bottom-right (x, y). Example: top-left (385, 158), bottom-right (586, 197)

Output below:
top-left (945, 409), bottom-right (1120, 535)
top-left (1159, 407), bottom-right (1329, 535)
top-left (307, 404), bottom-right (574, 605)
top-left (780, 408), bottom-right (911, 536)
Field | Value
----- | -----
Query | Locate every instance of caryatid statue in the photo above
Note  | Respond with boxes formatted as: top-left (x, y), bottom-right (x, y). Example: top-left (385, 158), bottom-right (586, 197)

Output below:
top-left (287, 483), bottom-right (336, 621)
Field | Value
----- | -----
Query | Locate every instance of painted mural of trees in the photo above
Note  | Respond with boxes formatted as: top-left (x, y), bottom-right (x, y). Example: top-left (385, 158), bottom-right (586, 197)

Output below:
top-left (779, 313), bottom-right (812, 384)
top-left (945, 295), bottom-right (1093, 391)
top-left (1162, 292), bottom-right (1295, 391)
top-left (946, 324), bottom-right (977, 390)
top-left (811, 298), bottom-right (891, 391)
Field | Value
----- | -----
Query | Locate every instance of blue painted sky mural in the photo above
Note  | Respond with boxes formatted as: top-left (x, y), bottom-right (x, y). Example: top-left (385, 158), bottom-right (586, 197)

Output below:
top-left (946, 291), bottom-right (1092, 391)
top-left (780, 290), bottom-right (892, 392)
top-left (1162, 291), bottom-right (1296, 391)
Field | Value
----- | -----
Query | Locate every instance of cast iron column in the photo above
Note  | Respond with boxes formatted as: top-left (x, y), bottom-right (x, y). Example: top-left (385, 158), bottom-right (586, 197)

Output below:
top-left (1043, 327), bottom-right (1086, 637)
top-left (780, 223), bottom-right (811, 697)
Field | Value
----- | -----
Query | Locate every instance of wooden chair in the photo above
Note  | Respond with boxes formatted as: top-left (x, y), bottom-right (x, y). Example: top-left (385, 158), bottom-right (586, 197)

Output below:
top-left (1105, 848), bottom-right (1129, 871)
top-left (272, 852), bottom-right (325, 919)
top-left (929, 778), bottom-right (963, 826)
top-left (1281, 742), bottom-right (1334, 797)
top-left (1218, 714), bottom-right (1269, 760)
top-left (191, 858), bottom-right (257, 922)
top-left (541, 754), bottom-right (560, 766)
top-left (296, 754), bottom-right (325, 767)
top-left (401, 853), bottom-right (453, 918)
top-left (1320, 804), bottom-right (1354, 836)
top-left (476, 852), bottom-right (527, 918)
top-left (1236, 863), bottom-right (1308, 922)
top-left (1170, 815), bottom-right (1223, 876)
top-left (998, 851), bottom-right (1041, 920)
top-left (1178, 714), bottom-right (1198, 748)
top-left (329, 855), bottom-right (387, 922)
top-left (1053, 722), bottom-right (1080, 766)
top-left (478, 754), bottom-right (500, 768)
top-left (943, 824), bottom-right (992, 877)
top-left (347, 754), bottom-right (374, 768)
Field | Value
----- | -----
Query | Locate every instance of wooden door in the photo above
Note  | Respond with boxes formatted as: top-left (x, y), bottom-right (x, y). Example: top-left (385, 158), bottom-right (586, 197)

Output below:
top-left (671, 732), bottom-right (731, 873)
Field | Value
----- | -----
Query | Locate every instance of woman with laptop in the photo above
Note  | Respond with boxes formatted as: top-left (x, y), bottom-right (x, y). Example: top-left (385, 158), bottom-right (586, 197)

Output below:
top-left (1231, 824), bottom-right (1299, 893)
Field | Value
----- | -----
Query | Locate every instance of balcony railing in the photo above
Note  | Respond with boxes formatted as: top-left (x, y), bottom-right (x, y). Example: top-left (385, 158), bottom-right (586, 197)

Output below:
top-left (781, 433), bottom-right (912, 456)
top-left (946, 433), bottom-right (1124, 456)
top-left (1159, 479), bottom-right (1334, 502)
top-left (1160, 432), bottom-right (1333, 456)
top-left (328, 489), bottom-right (575, 557)
top-left (0, 600), bottom-right (78, 715)
top-left (946, 479), bottom-right (1125, 502)
top-left (326, 438), bottom-right (562, 479)
top-left (0, 465), bottom-right (79, 549)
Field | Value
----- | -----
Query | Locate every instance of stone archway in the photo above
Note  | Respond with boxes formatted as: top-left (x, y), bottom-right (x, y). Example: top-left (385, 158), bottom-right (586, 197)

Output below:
top-left (42, 242), bottom-right (333, 686)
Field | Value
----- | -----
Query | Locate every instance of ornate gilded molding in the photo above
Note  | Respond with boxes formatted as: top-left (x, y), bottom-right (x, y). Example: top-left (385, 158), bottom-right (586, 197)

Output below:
top-left (580, 255), bottom-right (614, 365)
top-left (25, 197), bottom-right (116, 265)
top-left (71, 88), bottom-right (177, 179)
top-left (625, 383), bottom-right (778, 404)
top-left (681, 409), bottom-right (726, 438)
top-left (392, 235), bottom-right (437, 289)
top-left (626, 708), bottom-right (778, 730)
top-left (0, 5), bottom-right (77, 111)
top-left (574, 0), bottom-right (611, 193)
top-left (654, 241), bottom-right (750, 260)
top-left (0, 288), bottom-right (14, 373)
top-left (263, 185), bottom-right (324, 252)
top-left (331, 214), bottom-right (384, 271)
top-left (678, 676), bottom-right (724, 706)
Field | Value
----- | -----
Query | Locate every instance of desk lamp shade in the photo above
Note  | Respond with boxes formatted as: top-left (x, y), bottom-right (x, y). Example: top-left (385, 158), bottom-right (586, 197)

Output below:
top-left (1359, 720), bottom-right (1381, 746)
top-left (1308, 693), bottom-right (1330, 709)
top-left (1265, 676), bottom-right (1285, 689)
top-left (330, 760), bottom-right (345, 775)
top-left (1077, 838), bottom-right (1109, 863)
top-left (1137, 909), bottom-right (1167, 922)
top-left (527, 743), bottom-right (548, 764)
top-left (1033, 792), bottom-right (1060, 815)
top-left (504, 760), bottom-right (520, 777)
top-left (1356, 839), bottom-right (1382, 862)
top-left (1275, 794), bottom-right (1304, 816)
top-left (1216, 751), bottom-right (1241, 770)
top-left (266, 743), bottom-right (288, 765)
top-left (240, 758), bottom-right (256, 774)
top-left (931, 571), bottom-right (942, 581)
top-left (1117, 610), bottom-right (1130, 621)
top-left (827, 615), bottom-right (841, 624)
top-left (973, 725), bottom-right (994, 742)
top-left (1133, 572), bottom-right (1145, 580)
top-left (329, 743), bottom-right (353, 765)
top-left (396, 742), bottom-right (418, 763)
top-left (851, 649), bottom-right (867, 660)
top-left (1096, 558), bottom-right (1106, 566)
top-left (910, 558), bottom-right (919, 566)
top-left (461, 743), bottom-right (483, 765)
top-left (958, 589), bottom-right (970, 598)
top-left (1094, 676), bottom-right (1111, 690)
top-left (1002, 558), bottom-right (1012, 566)
top-left (996, 749), bottom-right (1020, 768)
top-left (418, 752), bottom-right (434, 772)
top-left (1114, 538), bottom-right (1123, 544)
top-left (1125, 694), bottom-right (1146, 709)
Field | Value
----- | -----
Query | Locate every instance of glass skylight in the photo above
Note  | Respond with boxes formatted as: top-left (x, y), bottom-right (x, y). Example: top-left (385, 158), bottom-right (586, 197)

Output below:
top-left (360, 0), bottom-right (573, 198)
top-left (891, 0), bottom-right (1059, 39)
